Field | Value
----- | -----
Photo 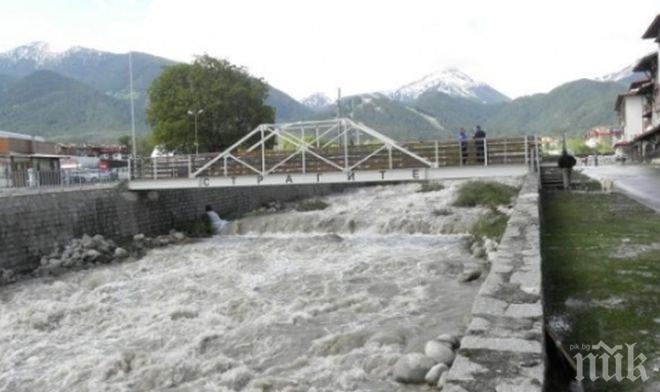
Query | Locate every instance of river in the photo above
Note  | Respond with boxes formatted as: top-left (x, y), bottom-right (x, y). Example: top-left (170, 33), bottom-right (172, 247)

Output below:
top-left (0, 182), bottom-right (492, 391)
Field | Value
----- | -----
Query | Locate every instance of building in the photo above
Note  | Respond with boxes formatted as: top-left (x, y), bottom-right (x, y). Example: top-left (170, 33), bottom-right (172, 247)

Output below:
top-left (0, 130), bottom-right (70, 187)
top-left (615, 14), bottom-right (660, 162)
top-left (583, 127), bottom-right (622, 148)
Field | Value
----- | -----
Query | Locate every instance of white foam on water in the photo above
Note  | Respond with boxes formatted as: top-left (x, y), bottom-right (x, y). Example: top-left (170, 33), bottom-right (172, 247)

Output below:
top-left (0, 182), bottom-right (491, 391)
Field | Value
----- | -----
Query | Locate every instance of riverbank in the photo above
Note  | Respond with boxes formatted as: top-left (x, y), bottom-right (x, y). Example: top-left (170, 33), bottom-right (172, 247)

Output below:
top-left (542, 191), bottom-right (660, 392)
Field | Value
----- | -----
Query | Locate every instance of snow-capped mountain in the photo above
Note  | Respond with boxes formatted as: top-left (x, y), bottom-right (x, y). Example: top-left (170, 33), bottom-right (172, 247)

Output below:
top-left (389, 68), bottom-right (510, 104)
top-left (0, 41), bottom-right (103, 68)
top-left (594, 63), bottom-right (647, 87)
top-left (0, 41), bottom-right (65, 66)
top-left (301, 92), bottom-right (333, 110)
top-left (595, 64), bottom-right (636, 83)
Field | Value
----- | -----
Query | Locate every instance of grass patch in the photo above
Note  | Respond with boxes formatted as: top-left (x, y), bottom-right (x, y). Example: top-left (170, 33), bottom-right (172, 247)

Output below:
top-left (453, 181), bottom-right (518, 207)
top-left (432, 208), bottom-right (452, 216)
top-left (470, 209), bottom-right (508, 243)
top-left (417, 182), bottom-right (445, 193)
top-left (542, 192), bottom-right (660, 391)
top-left (174, 218), bottom-right (213, 237)
top-left (295, 199), bottom-right (329, 212)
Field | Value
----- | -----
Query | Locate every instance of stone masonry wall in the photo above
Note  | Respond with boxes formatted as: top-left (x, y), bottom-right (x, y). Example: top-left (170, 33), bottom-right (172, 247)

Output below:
top-left (444, 173), bottom-right (545, 391)
top-left (0, 183), bottom-right (352, 273)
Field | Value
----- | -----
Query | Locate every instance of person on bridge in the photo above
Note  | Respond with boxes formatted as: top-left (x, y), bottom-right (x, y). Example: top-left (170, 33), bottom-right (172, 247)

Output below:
top-left (459, 128), bottom-right (468, 164)
top-left (557, 141), bottom-right (577, 190)
top-left (473, 126), bottom-right (486, 164)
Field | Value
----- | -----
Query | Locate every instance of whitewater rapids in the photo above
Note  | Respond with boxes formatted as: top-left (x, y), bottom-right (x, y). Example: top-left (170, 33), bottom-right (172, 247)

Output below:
top-left (0, 181), bottom-right (504, 391)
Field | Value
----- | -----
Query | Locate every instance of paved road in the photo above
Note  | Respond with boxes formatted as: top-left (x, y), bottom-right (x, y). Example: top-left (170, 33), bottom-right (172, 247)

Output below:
top-left (580, 165), bottom-right (660, 212)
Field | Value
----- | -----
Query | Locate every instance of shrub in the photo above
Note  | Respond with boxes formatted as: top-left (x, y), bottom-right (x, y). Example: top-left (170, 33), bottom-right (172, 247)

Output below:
top-left (453, 181), bottom-right (519, 207)
top-left (432, 208), bottom-right (452, 216)
top-left (470, 209), bottom-right (509, 243)
top-left (417, 182), bottom-right (445, 193)
top-left (175, 217), bottom-right (213, 237)
top-left (295, 199), bottom-right (329, 212)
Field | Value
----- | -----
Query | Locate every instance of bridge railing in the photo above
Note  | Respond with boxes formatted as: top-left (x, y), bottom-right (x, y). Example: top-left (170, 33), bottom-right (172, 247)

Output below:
top-left (129, 136), bottom-right (539, 181)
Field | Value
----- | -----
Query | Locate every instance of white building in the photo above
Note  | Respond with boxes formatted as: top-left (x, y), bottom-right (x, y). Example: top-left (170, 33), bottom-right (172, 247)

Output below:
top-left (614, 14), bottom-right (660, 162)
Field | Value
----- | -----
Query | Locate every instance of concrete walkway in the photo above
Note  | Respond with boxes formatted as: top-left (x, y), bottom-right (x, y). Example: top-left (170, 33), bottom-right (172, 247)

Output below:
top-left (579, 165), bottom-right (660, 212)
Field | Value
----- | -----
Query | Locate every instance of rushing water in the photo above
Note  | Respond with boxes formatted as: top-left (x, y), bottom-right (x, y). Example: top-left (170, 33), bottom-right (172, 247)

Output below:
top-left (0, 182), bottom-right (491, 392)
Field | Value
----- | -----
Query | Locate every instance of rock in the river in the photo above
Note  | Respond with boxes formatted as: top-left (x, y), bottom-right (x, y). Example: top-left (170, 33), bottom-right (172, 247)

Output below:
top-left (471, 245), bottom-right (485, 258)
top-left (458, 268), bottom-right (482, 283)
top-left (425, 363), bottom-right (448, 385)
top-left (367, 329), bottom-right (406, 347)
top-left (133, 233), bottom-right (145, 242)
top-left (114, 247), bottom-right (129, 259)
top-left (424, 340), bottom-right (455, 365)
top-left (83, 249), bottom-right (102, 262)
top-left (483, 238), bottom-right (498, 253)
top-left (437, 370), bottom-right (448, 388)
top-left (81, 234), bottom-right (94, 249)
top-left (436, 333), bottom-right (460, 350)
top-left (393, 353), bottom-right (435, 384)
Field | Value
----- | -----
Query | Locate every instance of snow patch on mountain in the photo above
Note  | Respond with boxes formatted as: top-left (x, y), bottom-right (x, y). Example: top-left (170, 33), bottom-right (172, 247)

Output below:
top-left (0, 42), bottom-right (103, 67)
top-left (595, 65), bottom-right (636, 83)
top-left (301, 92), bottom-right (333, 110)
top-left (389, 68), bottom-right (509, 104)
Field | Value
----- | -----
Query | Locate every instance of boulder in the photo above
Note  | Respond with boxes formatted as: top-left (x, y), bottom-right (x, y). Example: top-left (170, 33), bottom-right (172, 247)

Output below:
top-left (436, 334), bottom-right (460, 350)
top-left (114, 247), bottom-right (129, 259)
top-left (173, 232), bottom-right (186, 241)
top-left (425, 363), bottom-right (448, 385)
top-left (83, 249), bottom-right (102, 262)
top-left (367, 329), bottom-right (406, 347)
top-left (471, 245), bottom-right (485, 258)
top-left (483, 238), bottom-right (498, 253)
top-left (133, 233), bottom-right (146, 242)
top-left (437, 370), bottom-right (448, 388)
top-left (458, 268), bottom-right (482, 283)
top-left (81, 234), bottom-right (94, 249)
top-left (424, 340), bottom-right (455, 365)
top-left (393, 353), bottom-right (435, 384)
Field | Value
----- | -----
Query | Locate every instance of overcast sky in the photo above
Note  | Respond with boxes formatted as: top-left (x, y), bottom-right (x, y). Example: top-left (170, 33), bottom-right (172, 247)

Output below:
top-left (1, 0), bottom-right (658, 100)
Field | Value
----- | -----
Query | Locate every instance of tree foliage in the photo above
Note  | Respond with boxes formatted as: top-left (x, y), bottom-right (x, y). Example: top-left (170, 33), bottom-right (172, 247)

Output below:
top-left (147, 55), bottom-right (274, 153)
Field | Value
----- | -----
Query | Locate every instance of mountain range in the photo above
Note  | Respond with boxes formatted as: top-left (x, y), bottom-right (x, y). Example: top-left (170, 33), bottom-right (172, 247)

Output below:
top-left (0, 42), bottom-right (644, 143)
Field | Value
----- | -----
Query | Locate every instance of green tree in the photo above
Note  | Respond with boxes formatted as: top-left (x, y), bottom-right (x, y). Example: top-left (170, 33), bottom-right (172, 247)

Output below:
top-left (118, 135), bottom-right (131, 149)
top-left (147, 55), bottom-right (274, 153)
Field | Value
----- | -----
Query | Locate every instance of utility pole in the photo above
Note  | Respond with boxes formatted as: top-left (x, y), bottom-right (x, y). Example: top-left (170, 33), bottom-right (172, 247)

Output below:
top-left (128, 52), bottom-right (137, 158)
top-left (337, 88), bottom-right (342, 119)
top-left (188, 109), bottom-right (204, 155)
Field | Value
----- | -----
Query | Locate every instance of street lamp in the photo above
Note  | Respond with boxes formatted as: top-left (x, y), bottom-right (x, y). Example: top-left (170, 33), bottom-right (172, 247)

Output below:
top-left (187, 109), bottom-right (204, 155)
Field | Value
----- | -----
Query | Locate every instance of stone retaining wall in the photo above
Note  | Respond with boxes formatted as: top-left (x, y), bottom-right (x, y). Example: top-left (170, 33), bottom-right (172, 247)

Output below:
top-left (444, 173), bottom-right (545, 391)
top-left (0, 183), bottom-right (352, 273)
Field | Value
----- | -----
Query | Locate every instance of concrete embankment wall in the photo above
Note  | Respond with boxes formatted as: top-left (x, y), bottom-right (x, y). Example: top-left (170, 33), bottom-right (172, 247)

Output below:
top-left (0, 183), bottom-right (352, 273)
top-left (445, 173), bottom-right (545, 391)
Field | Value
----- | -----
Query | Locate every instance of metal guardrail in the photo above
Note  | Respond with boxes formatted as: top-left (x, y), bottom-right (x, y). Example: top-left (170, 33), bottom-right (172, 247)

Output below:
top-left (128, 135), bottom-right (540, 181)
top-left (0, 169), bottom-right (123, 194)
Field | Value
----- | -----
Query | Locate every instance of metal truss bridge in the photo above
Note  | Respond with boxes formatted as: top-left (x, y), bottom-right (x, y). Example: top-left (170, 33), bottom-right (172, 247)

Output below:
top-left (128, 119), bottom-right (540, 190)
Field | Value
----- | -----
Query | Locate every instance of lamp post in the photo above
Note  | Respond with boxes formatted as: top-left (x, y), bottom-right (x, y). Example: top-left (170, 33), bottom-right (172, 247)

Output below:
top-left (187, 109), bottom-right (204, 155)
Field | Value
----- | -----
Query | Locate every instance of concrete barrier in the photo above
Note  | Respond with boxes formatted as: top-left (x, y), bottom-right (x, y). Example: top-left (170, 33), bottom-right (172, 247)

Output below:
top-left (0, 183), bottom-right (354, 273)
top-left (444, 173), bottom-right (545, 391)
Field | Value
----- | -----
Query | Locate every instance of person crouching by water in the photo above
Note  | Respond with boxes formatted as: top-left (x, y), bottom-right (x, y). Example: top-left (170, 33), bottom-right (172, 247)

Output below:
top-left (205, 205), bottom-right (228, 234)
top-left (557, 142), bottom-right (577, 190)
top-left (473, 126), bottom-right (486, 164)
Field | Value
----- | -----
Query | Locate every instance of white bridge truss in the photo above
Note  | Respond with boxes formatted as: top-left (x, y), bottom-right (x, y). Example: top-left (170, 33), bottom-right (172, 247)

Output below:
top-left (192, 118), bottom-right (435, 178)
